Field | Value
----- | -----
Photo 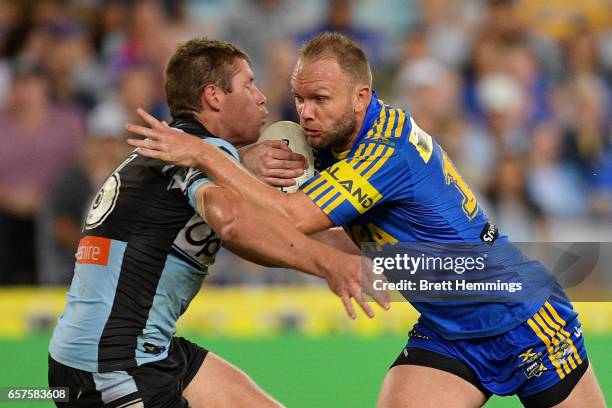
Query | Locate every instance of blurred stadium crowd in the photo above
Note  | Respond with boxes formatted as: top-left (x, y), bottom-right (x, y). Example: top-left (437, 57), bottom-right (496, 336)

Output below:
top-left (0, 0), bottom-right (610, 286)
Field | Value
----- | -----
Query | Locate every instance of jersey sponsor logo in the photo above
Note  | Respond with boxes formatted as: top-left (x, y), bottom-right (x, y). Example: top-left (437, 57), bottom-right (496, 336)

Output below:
top-left (408, 118), bottom-right (433, 163)
top-left (348, 223), bottom-right (398, 248)
top-left (480, 223), bottom-right (499, 245)
top-left (172, 214), bottom-right (222, 266)
top-left (75, 236), bottom-right (111, 266)
top-left (324, 162), bottom-right (381, 213)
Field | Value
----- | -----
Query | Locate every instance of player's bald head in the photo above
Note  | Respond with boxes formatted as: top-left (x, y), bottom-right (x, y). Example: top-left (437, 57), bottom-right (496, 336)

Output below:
top-left (298, 32), bottom-right (372, 88)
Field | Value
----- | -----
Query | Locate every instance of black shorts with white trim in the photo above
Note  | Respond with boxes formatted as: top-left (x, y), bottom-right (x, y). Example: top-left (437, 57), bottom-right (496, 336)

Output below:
top-left (49, 337), bottom-right (208, 407)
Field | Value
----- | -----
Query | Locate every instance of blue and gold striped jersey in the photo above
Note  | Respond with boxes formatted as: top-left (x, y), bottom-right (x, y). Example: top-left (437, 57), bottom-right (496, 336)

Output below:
top-left (300, 93), bottom-right (553, 339)
top-left (301, 93), bottom-right (493, 246)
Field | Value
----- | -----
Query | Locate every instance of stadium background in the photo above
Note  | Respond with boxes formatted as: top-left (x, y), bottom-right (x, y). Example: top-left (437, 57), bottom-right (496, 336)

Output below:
top-left (0, 0), bottom-right (610, 407)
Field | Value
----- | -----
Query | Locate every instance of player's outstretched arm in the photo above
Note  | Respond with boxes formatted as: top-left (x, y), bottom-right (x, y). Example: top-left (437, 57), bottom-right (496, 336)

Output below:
top-left (125, 109), bottom-right (334, 234)
top-left (196, 184), bottom-right (388, 318)
top-left (310, 228), bottom-right (361, 255)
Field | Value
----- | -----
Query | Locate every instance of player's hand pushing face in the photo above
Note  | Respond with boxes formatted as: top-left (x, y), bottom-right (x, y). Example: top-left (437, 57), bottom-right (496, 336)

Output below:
top-left (240, 140), bottom-right (306, 187)
top-left (125, 108), bottom-right (204, 168)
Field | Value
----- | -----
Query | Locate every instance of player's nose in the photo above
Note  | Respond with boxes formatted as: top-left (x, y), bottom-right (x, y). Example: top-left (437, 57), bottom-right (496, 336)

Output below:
top-left (299, 100), bottom-right (315, 121)
top-left (253, 85), bottom-right (267, 105)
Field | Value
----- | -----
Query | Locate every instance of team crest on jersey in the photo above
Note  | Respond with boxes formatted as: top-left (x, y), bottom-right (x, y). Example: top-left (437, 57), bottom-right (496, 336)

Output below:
top-left (85, 174), bottom-right (121, 230)
top-left (85, 154), bottom-right (136, 230)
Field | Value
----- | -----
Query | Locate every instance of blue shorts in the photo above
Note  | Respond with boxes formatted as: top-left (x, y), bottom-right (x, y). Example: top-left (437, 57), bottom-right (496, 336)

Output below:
top-left (393, 294), bottom-right (588, 407)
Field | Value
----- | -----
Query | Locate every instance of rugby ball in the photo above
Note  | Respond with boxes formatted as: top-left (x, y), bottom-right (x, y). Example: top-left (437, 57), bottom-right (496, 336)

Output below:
top-left (258, 121), bottom-right (316, 193)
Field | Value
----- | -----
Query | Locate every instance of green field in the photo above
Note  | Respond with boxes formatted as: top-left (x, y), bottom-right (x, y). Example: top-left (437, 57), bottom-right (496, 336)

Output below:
top-left (0, 333), bottom-right (609, 407)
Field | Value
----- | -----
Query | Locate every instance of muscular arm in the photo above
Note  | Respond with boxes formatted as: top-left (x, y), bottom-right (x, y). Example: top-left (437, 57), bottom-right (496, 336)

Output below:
top-left (197, 184), bottom-right (324, 272)
top-left (311, 228), bottom-right (360, 255)
top-left (126, 110), bottom-right (333, 234)
top-left (197, 146), bottom-right (331, 234)
top-left (195, 183), bottom-right (380, 318)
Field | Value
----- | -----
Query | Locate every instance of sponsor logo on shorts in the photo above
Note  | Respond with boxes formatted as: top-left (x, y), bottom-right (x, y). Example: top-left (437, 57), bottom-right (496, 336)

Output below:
top-left (409, 328), bottom-right (430, 341)
top-left (143, 342), bottom-right (166, 355)
top-left (524, 358), bottom-right (547, 379)
top-left (518, 348), bottom-right (543, 367)
top-left (75, 236), bottom-right (111, 266)
top-left (573, 326), bottom-right (583, 338)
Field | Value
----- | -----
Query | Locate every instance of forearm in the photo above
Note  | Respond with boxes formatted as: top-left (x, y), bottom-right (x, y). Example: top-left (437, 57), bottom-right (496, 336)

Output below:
top-left (203, 186), bottom-right (340, 278)
top-left (311, 228), bottom-right (361, 255)
top-left (195, 142), bottom-right (294, 218)
top-left (201, 185), bottom-right (386, 319)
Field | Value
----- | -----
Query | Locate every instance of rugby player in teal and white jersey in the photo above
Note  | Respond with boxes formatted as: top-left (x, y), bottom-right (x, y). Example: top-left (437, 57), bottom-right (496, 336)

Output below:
top-left (48, 38), bottom-right (385, 408)
top-left (127, 33), bottom-right (606, 408)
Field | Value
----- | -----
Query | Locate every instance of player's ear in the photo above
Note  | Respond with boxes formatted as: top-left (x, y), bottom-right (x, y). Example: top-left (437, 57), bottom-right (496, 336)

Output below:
top-left (353, 84), bottom-right (371, 114)
top-left (202, 84), bottom-right (223, 111)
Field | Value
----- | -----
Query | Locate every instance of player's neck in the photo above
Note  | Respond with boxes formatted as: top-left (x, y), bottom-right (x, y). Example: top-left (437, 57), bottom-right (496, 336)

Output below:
top-left (333, 134), bottom-right (357, 154)
top-left (193, 111), bottom-right (228, 141)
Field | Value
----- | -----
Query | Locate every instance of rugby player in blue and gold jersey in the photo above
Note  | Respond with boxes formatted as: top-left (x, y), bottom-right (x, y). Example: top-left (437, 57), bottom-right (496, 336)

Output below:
top-left (48, 38), bottom-right (386, 408)
top-left (126, 33), bottom-right (606, 407)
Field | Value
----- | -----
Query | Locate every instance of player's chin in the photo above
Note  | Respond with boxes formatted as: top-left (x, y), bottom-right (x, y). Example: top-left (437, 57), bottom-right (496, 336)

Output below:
top-left (246, 126), bottom-right (264, 145)
top-left (306, 133), bottom-right (329, 149)
top-left (251, 115), bottom-right (267, 134)
top-left (259, 108), bottom-right (268, 127)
